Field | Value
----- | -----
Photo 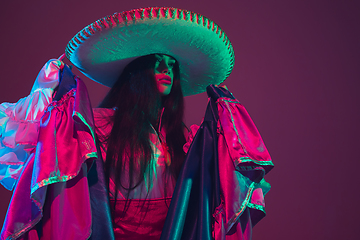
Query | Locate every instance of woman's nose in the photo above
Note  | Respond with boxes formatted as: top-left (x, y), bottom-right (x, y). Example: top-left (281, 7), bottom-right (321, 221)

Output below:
top-left (157, 60), bottom-right (171, 74)
top-left (160, 64), bottom-right (171, 74)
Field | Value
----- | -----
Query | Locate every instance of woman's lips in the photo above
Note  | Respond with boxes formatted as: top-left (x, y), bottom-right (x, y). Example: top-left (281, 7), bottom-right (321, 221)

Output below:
top-left (157, 75), bottom-right (172, 84)
top-left (160, 79), bottom-right (171, 84)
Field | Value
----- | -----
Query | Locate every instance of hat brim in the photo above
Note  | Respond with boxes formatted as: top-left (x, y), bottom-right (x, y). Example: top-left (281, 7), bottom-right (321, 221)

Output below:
top-left (65, 7), bottom-right (235, 96)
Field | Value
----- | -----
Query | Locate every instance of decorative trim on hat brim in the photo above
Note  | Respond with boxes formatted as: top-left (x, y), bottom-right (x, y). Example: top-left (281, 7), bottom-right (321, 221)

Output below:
top-left (66, 7), bottom-right (235, 96)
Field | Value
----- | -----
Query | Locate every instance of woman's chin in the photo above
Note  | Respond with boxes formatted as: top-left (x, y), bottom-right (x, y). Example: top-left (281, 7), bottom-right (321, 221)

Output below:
top-left (157, 85), bottom-right (172, 96)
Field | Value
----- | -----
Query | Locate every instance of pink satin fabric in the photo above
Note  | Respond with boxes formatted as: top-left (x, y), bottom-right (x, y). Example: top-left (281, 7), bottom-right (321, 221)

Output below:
top-left (31, 87), bottom-right (97, 194)
top-left (217, 98), bottom-right (272, 170)
top-left (1, 78), bottom-right (95, 240)
top-left (22, 164), bottom-right (92, 240)
top-left (110, 198), bottom-right (171, 240)
top-left (0, 59), bottom-right (61, 190)
top-left (213, 97), bottom-right (273, 240)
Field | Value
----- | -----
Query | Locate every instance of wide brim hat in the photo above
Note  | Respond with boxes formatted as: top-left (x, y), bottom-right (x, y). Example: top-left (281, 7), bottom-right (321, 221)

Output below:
top-left (65, 7), bottom-right (235, 96)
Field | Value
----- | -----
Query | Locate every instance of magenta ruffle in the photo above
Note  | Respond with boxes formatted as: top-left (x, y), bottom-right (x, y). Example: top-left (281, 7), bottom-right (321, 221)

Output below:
top-left (214, 97), bottom-right (274, 238)
top-left (183, 95), bottom-right (273, 238)
top-left (0, 89), bottom-right (55, 190)
top-left (1, 78), bottom-right (95, 240)
top-left (0, 59), bottom-right (62, 191)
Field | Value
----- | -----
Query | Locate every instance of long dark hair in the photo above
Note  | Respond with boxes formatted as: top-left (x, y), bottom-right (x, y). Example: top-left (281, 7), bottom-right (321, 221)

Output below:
top-left (97, 54), bottom-right (186, 204)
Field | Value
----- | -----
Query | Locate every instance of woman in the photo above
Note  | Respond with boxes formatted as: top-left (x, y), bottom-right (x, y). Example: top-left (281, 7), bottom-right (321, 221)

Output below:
top-left (95, 53), bottom-right (186, 238)
top-left (0, 7), bottom-right (273, 240)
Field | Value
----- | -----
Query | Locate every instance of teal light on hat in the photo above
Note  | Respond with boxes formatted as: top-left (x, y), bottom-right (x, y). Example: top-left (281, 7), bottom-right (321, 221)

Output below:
top-left (66, 7), bottom-right (235, 96)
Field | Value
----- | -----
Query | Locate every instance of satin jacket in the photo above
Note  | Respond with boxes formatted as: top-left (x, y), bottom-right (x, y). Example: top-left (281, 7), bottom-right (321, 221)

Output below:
top-left (161, 85), bottom-right (273, 240)
top-left (0, 66), bottom-right (273, 240)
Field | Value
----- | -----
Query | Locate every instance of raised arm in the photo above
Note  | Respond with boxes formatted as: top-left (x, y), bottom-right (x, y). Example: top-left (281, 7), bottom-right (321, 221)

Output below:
top-left (0, 59), bottom-right (63, 190)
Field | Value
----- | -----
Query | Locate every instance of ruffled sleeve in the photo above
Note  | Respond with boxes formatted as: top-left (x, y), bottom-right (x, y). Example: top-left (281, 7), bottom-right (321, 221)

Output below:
top-left (209, 85), bottom-right (274, 237)
top-left (0, 59), bottom-right (62, 190)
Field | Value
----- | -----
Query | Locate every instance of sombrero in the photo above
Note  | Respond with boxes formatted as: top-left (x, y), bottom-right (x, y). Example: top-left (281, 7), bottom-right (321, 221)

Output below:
top-left (65, 7), bottom-right (234, 96)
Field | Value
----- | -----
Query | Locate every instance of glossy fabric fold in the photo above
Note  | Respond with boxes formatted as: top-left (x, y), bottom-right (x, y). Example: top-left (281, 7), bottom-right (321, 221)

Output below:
top-left (1, 77), bottom-right (273, 239)
top-left (0, 59), bottom-right (61, 190)
top-left (161, 85), bottom-right (273, 240)
top-left (213, 86), bottom-right (273, 230)
top-left (31, 66), bottom-right (97, 194)
top-left (1, 66), bottom-right (97, 240)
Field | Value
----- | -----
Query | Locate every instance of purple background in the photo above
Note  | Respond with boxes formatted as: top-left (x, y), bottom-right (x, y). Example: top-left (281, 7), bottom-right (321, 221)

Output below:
top-left (1, 0), bottom-right (359, 239)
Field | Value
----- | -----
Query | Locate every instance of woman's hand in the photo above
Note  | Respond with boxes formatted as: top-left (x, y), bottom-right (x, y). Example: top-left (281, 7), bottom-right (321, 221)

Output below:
top-left (30, 59), bottom-right (64, 93)
top-left (215, 84), bottom-right (228, 90)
